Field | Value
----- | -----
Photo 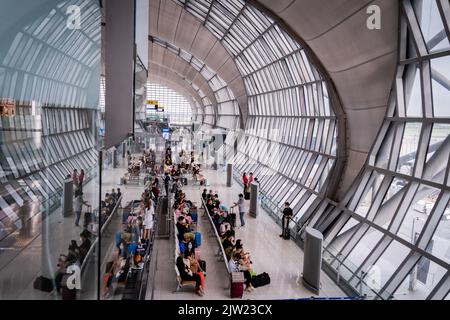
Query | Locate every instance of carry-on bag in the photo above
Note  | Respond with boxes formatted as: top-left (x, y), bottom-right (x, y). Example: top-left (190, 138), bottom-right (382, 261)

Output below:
top-left (283, 228), bottom-right (290, 240)
top-left (83, 206), bottom-right (92, 228)
top-left (194, 232), bottom-right (202, 247)
top-left (199, 259), bottom-right (206, 273)
top-left (33, 276), bottom-right (54, 292)
top-left (230, 272), bottom-right (245, 298)
top-left (251, 272), bottom-right (271, 288)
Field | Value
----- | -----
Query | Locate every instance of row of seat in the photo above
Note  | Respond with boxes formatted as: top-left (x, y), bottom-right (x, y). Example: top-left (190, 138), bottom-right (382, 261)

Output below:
top-left (201, 197), bottom-right (231, 275)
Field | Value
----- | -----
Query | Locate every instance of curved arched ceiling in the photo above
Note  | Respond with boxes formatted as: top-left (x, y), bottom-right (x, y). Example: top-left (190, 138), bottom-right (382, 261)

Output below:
top-left (148, 62), bottom-right (205, 107)
top-left (149, 0), bottom-right (248, 124)
top-left (254, 0), bottom-right (399, 198)
top-left (150, 0), bottom-right (399, 204)
top-left (150, 42), bottom-right (218, 110)
top-left (145, 76), bottom-right (203, 116)
top-left (150, 36), bottom-right (240, 129)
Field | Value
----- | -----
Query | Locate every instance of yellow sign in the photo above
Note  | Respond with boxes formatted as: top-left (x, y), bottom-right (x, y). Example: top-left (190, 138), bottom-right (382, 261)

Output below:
top-left (147, 100), bottom-right (158, 105)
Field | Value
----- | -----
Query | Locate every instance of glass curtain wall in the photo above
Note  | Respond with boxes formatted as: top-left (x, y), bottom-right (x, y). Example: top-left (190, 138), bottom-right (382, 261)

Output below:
top-left (311, 0), bottom-right (450, 300)
top-left (151, 37), bottom-right (240, 130)
top-left (146, 83), bottom-right (193, 126)
top-left (0, 0), bottom-right (101, 299)
top-left (177, 0), bottom-right (338, 226)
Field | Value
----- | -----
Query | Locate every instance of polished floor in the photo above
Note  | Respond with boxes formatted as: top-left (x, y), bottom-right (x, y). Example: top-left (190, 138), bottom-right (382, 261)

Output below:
top-left (149, 167), bottom-right (344, 300)
top-left (0, 160), bottom-right (345, 300)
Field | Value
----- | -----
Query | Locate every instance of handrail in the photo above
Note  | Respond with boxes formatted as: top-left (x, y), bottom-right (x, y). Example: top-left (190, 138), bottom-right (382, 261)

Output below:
top-left (100, 195), bottom-right (123, 235)
top-left (137, 196), bottom-right (161, 300)
top-left (201, 197), bottom-right (231, 274)
top-left (80, 195), bottom-right (122, 273)
top-left (122, 193), bottom-right (162, 300)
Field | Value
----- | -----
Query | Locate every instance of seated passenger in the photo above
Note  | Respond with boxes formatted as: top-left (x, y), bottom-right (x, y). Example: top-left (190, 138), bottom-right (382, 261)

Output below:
top-left (176, 216), bottom-right (195, 242)
top-left (78, 230), bottom-right (92, 263)
top-left (228, 252), bottom-right (254, 292)
top-left (176, 256), bottom-right (204, 296)
top-left (219, 219), bottom-right (232, 237)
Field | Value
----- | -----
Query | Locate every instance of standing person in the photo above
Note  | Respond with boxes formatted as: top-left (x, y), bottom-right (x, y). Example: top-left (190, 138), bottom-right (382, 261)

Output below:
top-left (164, 172), bottom-right (170, 196)
top-left (201, 189), bottom-right (208, 202)
top-left (279, 202), bottom-right (293, 239)
top-left (127, 150), bottom-right (132, 165)
top-left (78, 169), bottom-right (85, 191)
top-left (72, 169), bottom-right (79, 188)
top-left (248, 173), bottom-right (254, 188)
top-left (242, 173), bottom-right (248, 194)
top-left (231, 194), bottom-right (246, 228)
top-left (143, 199), bottom-right (154, 241)
top-left (74, 190), bottom-right (90, 227)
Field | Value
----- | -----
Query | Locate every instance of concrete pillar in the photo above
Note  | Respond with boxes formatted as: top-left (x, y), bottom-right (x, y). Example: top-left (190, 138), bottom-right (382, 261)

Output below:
top-left (112, 149), bottom-right (118, 168)
top-left (214, 151), bottom-right (219, 170)
top-left (249, 182), bottom-right (259, 218)
top-left (302, 227), bottom-right (323, 294)
top-left (226, 163), bottom-right (233, 187)
top-left (63, 178), bottom-right (74, 217)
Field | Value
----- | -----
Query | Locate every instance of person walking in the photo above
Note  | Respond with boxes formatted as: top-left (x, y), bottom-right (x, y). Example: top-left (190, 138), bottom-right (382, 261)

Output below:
top-left (164, 172), bottom-right (170, 196)
top-left (74, 190), bottom-right (90, 227)
top-left (231, 194), bottom-right (246, 228)
top-left (279, 202), bottom-right (293, 239)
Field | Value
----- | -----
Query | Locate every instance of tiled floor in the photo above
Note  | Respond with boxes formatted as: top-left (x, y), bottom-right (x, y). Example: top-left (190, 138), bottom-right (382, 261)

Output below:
top-left (0, 156), bottom-right (145, 300)
top-left (149, 168), bottom-right (344, 300)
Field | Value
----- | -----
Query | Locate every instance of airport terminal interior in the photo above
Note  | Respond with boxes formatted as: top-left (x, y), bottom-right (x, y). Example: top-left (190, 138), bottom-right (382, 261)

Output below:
top-left (0, 0), bottom-right (449, 301)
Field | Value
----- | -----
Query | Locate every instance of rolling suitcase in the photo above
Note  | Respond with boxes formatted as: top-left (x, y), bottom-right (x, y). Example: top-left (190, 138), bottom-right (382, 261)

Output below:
top-left (199, 259), bottom-right (206, 273)
top-left (194, 232), bottom-right (202, 247)
top-left (230, 272), bottom-right (244, 298)
top-left (182, 177), bottom-right (188, 185)
top-left (61, 285), bottom-right (77, 300)
top-left (83, 207), bottom-right (92, 228)
top-left (190, 208), bottom-right (198, 222)
top-left (283, 228), bottom-right (290, 240)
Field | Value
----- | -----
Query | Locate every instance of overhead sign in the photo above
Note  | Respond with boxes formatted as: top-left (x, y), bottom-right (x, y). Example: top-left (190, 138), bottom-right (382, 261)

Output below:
top-left (147, 100), bottom-right (158, 105)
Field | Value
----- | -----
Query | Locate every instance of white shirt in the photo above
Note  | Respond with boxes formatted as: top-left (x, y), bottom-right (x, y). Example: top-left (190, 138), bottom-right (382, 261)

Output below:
top-left (228, 259), bottom-right (239, 273)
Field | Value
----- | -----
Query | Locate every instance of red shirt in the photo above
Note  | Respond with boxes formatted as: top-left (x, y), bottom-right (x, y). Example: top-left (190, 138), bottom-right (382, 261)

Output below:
top-left (243, 175), bottom-right (248, 185)
top-left (79, 172), bottom-right (85, 184)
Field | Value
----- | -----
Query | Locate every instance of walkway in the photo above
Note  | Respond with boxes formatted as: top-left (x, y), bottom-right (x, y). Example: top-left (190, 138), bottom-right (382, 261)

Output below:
top-left (149, 168), bottom-right (344, 299)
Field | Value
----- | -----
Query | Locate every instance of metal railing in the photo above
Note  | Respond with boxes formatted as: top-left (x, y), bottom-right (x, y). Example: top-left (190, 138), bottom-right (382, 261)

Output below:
top-left (78, 195), bottom-right (122, 299)
top-left (201, 197), bottom-right (231, 275)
